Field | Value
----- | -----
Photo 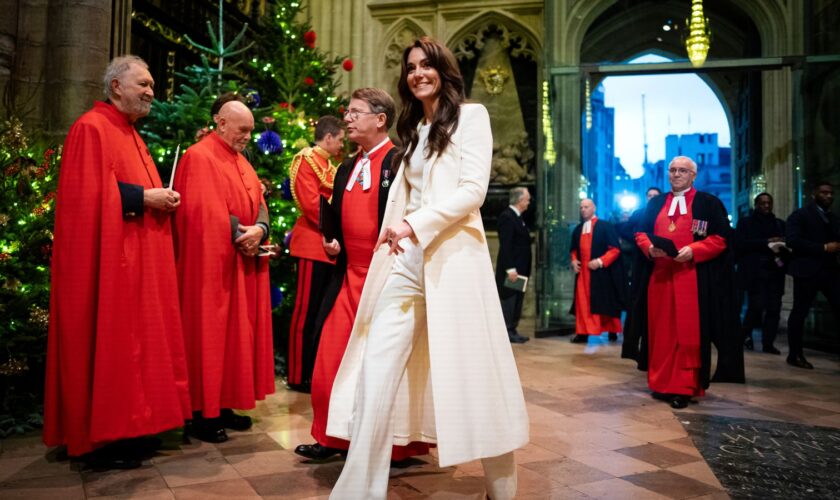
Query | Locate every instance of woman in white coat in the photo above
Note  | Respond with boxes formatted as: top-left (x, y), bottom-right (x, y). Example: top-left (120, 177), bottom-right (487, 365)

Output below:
top-left (327, 37), bottom-right (529, 499)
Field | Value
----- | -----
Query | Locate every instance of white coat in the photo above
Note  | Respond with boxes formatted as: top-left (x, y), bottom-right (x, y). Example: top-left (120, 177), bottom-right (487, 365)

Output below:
top-left (326, 103), bottom-right (529, 467)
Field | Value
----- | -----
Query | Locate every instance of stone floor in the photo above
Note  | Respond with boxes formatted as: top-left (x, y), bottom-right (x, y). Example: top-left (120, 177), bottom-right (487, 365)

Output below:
top-left (1, 329), bottom-right (839, 499)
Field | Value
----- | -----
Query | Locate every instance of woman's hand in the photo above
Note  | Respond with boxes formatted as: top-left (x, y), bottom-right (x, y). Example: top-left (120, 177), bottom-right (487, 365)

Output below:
top-left (377, 221), bottom-right (415, 255)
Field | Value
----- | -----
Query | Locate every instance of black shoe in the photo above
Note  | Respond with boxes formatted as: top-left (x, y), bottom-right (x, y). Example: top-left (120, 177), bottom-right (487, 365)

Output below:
top-left (787, 355), bottom-right (814, 369)
top-left (80, 445), bottom-right (142, 471)
top-left (188, 417), bottom-right (229, 443)
top-left (570, 334), bottom-right (588, 344)
top-left (608, 333), bottom-right (618, 342)
top-left (651, 392), bottom-right (671, 402)
top-left (509, 333), bottom-right (529, 344)
top-left (294, 443), bottom-right (343, 460)
top-left (762, 345), bottom-right (781, 355)
top-left (220, 409), bottom-right (252, 431)
top-left (286, 382), bottom-right (311, 393)
top-left (670, 395), bottom-right (690, 409)
top-left (744, 337), bottom-right (754, 350)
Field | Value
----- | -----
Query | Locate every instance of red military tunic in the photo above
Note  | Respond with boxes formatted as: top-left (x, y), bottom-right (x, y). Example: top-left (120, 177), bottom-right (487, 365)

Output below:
top-left (288, 146), bottom-right (336, 386)
top-left (635, 188), bottom-right (726, 396)
top-left (44, 102), bottom-right (191, 456)
top-left (572, 217), bottom-right (622, 335)
top-left (310, 142), bottom-right (428, 459)
top-left (173, 132), bottom-right (275, 417)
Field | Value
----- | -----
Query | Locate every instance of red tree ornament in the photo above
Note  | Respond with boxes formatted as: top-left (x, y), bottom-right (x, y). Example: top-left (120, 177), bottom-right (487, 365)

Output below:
top-left (342, 59), bottom-right (354, 71)
top-left (303, 30), bottom-right (317, 48)
top-left (304, 76), bottom-right (315, 86)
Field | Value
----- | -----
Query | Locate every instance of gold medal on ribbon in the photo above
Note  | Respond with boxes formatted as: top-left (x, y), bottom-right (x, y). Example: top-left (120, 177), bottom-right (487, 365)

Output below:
top-left (668, 221), bottom-right (677, 233)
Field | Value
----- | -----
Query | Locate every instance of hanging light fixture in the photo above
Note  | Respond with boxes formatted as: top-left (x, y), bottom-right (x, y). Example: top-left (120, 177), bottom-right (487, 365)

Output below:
top-left (684, 0), bottom-right (711, 67)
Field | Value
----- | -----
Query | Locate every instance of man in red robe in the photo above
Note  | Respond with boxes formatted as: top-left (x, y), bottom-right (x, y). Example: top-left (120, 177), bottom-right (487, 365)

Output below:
top-left (44, 55), bottom-right (191, 469)
top-left (286, 116), bottom-right (344, 392)
top-left (569, 199), bottom-right (626, 344)
top-left (294, 88), bottom-right (428, 462)
top-left (173, 100), bottom-right (274, 442)
top-left (629, 156), bottom-right (744, 409)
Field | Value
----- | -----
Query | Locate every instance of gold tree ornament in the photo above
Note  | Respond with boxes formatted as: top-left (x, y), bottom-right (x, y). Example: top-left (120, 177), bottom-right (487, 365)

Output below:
top-left (685, 0), bottom-right (711, 67)
top-left (478, 66), bottom-right (510, 96)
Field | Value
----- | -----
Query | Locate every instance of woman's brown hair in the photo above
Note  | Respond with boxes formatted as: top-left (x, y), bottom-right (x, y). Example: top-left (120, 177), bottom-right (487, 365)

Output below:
top-left (394, 37), bottom-right (465, 172)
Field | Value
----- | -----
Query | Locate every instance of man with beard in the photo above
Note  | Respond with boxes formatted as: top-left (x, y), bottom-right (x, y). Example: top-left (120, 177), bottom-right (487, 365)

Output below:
top-left (785, 182), bottom-right (840, 369)
top-left (173, 100), bottom-right (274, 442)
top-left (44, 55), bottom-right (191, 469)
top-left (628, 156), bottom-right (744, 409)
top-left (734, 192), bottom-right (787, 354)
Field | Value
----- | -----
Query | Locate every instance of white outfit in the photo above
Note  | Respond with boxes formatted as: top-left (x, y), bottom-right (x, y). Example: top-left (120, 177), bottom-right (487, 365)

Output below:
top-left (328, 104), bottom-right (528, 499)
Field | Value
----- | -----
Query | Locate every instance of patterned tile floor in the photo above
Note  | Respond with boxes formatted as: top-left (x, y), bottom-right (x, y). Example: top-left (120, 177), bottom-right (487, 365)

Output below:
top-left (1, 329), bottom-right (838, 499)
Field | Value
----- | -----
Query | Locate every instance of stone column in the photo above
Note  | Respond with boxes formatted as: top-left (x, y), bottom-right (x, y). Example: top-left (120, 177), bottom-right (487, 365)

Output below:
top-left (761, 67), bottom-right (795, 218)
top-left (7, 0), bottom-right (49, 129)
top-left (44, 0), bottom-right (112, 139)
top-left (0, 0), bottom-right (19, 89)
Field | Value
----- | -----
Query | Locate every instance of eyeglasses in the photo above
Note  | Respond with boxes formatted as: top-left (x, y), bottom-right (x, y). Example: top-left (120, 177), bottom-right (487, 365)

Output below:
top-left (668, 167), bottom-right (695, 175)
top-left (343, 109), bottom-right (380, 121)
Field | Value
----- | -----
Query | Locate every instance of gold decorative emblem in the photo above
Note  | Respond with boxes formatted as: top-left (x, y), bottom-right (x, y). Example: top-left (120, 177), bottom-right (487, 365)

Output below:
top-left (478, 66), bottom-right (510, 95)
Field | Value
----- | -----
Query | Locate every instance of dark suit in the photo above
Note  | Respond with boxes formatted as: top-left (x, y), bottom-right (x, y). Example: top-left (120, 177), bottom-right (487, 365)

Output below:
top-left (496, 206), bottom-right (532, 337)
top-left (734, 212), bottom-right (787, 347)
top-left (785, 202), bottom-right (840, 358)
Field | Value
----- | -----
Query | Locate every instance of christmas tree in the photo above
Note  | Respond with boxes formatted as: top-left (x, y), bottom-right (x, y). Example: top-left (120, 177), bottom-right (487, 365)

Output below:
top-left (0, 118), bottom-right (60, 436)
top-left (141, 0), bottom-right (350, 375)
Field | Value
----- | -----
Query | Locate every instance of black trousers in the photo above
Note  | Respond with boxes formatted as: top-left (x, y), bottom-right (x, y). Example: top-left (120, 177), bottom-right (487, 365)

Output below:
top-left (786, 269), bottom-right (840, 357)
top-left (500, 289), bottom-right (524, 336)
top-left (742, 268), bottom-right (785, 346)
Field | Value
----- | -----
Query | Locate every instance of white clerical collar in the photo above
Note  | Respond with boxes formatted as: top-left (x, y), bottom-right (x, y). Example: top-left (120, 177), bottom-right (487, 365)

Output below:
top-left (509, 205), bottom-right (521, 217)
top-left (362, 137), bottom-right (390, 157)
top-left (582, 216), bottom-right (597, 234)
top-left (668, 188), bottom-right (690, 216)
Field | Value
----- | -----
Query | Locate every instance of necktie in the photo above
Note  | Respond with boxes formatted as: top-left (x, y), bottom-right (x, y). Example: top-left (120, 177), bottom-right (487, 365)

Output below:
top-left (668, 194), bottom-right (687, 216)
top-left (346, 153), bottom-right (371, 191)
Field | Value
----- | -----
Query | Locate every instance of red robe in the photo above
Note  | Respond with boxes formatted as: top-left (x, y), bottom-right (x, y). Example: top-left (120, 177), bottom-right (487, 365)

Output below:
top-left (288, 146), bottom-right (336, 385)
top-left (635, 188), bottom-right (726, 396)
top-left (44, 102), bottom-right (191, 456)
top-left (572, 217), bottom-right (622, 334)
top-left (173, 132), bottom-right (274, 418)
top-left (310, 143), bottom-right (428, 459)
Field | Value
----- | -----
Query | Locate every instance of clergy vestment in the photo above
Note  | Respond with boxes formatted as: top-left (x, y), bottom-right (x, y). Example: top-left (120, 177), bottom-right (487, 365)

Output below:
top-left (44, 101), bottom-right (191, 456)
top-left (629, 188), bottom-right (744, 395)
top-left (309, 141), bottom-right (428, 459)
top-left (287, 145), bottom-right (336, 387)
top-left (173, 132), bottom-right (274, 418)
top-left (569, 217), bottom-right (625, 334)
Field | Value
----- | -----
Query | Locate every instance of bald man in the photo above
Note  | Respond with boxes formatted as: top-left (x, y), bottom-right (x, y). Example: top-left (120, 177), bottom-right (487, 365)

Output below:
top-left (173, 100), bottom-right (275, 442)
top-left (628, 156), bottom-right (743, 409)
top-left (569, 199), bottom-right (626, 344)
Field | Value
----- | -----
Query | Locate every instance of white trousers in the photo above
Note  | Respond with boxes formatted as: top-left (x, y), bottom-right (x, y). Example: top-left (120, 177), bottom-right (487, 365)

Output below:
top-left (329, 241), bottom-right (517, 500)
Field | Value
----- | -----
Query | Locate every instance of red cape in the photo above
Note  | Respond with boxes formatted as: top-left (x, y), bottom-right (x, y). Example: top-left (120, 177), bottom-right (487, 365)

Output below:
top-left (173, 132), bottom-right (274, 418)
top-left (44, 102), bottom-right (191, 456)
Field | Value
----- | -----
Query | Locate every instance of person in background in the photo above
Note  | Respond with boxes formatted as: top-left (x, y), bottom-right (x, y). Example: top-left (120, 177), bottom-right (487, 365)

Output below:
top-left (569, 198), bottom-right (626, 344)
top-left (627, 156), bottom-right (744, 409)
top-left (734, 192), bottom-right (787, 354)
top-left (44, 55), bottom-right (191, 469)
top-left (784, 182), bottom-right (840, 369)
top-left (496, 186), bottom-right (532, 344)
top-left (286, 115), bottom-right (344, 392)
top-left (173, 100), bottom-right (274, 442)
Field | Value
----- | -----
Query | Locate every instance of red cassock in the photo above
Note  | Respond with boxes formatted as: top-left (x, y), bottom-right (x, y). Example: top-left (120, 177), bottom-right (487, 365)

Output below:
top-left (173, 132), bottom-right (274, 418)
top-left (310, 143), bottom-right (428, 459)
top-left (288, 146), bottom-right (335, 385)
top-left (43, 102), bottom-right (191, 456)
top-left (571, 217), bottom-right (622, 335)
top-left (635, 188), bottom-right (726, 396)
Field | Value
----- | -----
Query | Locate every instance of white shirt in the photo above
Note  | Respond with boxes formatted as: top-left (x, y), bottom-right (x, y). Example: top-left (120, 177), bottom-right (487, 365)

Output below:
top-left (405, 123), bottom-right (430, 213)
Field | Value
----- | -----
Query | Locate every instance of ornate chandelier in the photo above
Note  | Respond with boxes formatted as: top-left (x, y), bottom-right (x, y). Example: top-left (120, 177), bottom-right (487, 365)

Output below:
top-left (685, 0), bottom-right (711, 67)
